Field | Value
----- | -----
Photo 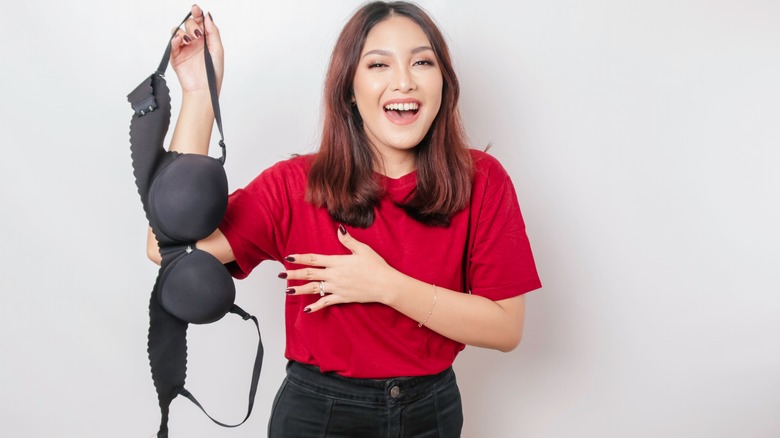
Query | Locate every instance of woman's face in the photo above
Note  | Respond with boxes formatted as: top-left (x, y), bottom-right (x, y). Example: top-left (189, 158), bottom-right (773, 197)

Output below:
top-left (352, 15), bottom-right (443, 168)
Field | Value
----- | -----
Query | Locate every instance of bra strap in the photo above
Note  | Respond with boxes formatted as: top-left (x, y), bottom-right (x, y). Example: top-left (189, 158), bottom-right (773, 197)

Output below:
top-left (156, 12), bottom-right (227, 164)
top-left (176, 305), bottom-right (264, 430)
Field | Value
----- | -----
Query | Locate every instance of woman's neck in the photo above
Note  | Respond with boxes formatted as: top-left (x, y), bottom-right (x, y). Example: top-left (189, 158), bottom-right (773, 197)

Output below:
top-left (375, 153), bottom-right (416, 179)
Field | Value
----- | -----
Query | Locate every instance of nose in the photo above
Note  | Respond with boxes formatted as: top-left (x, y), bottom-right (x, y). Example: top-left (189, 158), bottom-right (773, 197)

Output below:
top-left (391, 65), bottom-right (416, 92)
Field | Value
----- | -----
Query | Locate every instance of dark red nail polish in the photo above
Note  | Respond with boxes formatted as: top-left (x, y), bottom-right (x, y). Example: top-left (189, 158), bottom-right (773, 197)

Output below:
top-left (208, 12), bottom-right (214, 21)
top-left (183, 35), bottom-right (191, 43)
top-left (303, 307), bottom-right (312, 313)
top-left (284, 256), bottom-right (295, 262)
top-left (339, 224), bottom-right (347, 235)
top-left (194, 29), bottom-right (202, 38)
top-left (285, 288), bottom-right (295, 294)
top-left (278, 272), bottom-right (288, 279)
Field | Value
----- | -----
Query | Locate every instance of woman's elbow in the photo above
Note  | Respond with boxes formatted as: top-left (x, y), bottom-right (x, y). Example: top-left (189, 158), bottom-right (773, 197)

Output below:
top-left (497, 328), bottom-right (523, 353)
top-left (492, 295), bottom-right (525, 352)
top-left (146, 228), bottom-right (162, 266)
top-left (147, 244), bottom-right (162, 266)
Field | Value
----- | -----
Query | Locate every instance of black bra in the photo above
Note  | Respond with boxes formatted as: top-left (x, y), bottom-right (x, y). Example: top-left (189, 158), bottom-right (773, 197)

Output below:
top-left (127, 12), bottom-right (262, 437)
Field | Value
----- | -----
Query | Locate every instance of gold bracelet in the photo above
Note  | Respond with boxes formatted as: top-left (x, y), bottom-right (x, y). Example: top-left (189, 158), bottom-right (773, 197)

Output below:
top-left (418, 285), bottom-right (438, 327)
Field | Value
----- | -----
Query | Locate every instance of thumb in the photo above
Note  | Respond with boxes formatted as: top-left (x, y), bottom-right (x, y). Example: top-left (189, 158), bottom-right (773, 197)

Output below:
top-left (337, 224), bottom-right (364, 254)
top-left (204, 10), bottom-right (223, 52)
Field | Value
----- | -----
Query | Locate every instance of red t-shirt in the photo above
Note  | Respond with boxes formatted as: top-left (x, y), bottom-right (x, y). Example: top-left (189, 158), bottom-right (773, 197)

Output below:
top-left (219, 149), bottom-right (541, 378)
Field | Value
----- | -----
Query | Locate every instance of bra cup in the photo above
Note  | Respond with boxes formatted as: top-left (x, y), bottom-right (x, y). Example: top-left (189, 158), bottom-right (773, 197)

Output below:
top-left (159, 249), bottom-right (236, 324)
top-left (150, 154), bottom-right (228, 243)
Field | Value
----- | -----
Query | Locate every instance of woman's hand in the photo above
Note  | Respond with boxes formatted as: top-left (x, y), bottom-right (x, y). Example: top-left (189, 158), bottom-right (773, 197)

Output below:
top-left (169, 4), bottom-right (223, 94)
top-left (281, 226), bottom-right (399, 312)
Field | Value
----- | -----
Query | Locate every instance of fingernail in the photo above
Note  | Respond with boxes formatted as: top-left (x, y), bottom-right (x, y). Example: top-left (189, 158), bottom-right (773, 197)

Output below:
top-left (285, 288), bottom-right (295, 295)
top-left (303, 307), bottom-right (312, 313)
top-left (284, 256), bottom-right (295, 262)
top-left (194, 29), bottom-right (203, 38)
top-left (339, 224), bottom-right (347, 235)
top-left (208, 12), bottom-right (214, 21)
top-left (278, 272), bottom-right (288, 279)
top-left (183, 35), bottom-right (192, 43)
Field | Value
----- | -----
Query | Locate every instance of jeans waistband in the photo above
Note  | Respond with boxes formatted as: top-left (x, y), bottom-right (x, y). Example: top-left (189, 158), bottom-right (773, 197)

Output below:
top-left (285, 361), bottom-right (456, 405)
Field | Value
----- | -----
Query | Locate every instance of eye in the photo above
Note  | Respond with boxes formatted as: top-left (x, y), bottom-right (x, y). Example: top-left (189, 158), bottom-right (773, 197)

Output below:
top-left (368, 62), bottom-right (388, 69)
top-left (413, 59), bottom-right (436, 67)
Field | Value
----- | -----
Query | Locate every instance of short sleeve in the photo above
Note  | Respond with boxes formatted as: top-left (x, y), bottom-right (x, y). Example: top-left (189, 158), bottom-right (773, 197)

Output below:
top-left (218, 160), bottom-right (297, 279)
top-left (467, 154), bottom-right (541, 300)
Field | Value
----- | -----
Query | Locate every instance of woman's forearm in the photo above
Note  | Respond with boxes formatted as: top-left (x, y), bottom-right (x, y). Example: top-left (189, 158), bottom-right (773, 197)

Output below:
top-left (383, 273), bottom-right (526, 352)
top-left (169, 90), bottom-right (215, 155)
top-left (147, 226), bottom-right (234, 266)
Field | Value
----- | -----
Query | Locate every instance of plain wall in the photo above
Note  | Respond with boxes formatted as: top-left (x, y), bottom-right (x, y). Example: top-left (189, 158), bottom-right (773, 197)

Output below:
top-left (1, 1), bottom-right (778, 436)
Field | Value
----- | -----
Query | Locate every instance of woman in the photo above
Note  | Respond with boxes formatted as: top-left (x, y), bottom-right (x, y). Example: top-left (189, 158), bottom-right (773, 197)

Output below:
top-left (148, 2), bottom-right (541, 436)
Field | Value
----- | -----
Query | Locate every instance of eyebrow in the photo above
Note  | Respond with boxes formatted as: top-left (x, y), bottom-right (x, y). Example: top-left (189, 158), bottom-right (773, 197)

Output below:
top-left (361, 46), bottom-right (434, 58)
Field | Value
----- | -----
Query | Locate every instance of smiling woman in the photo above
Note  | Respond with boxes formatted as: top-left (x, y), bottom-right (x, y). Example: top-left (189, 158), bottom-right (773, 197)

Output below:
top-left (146, 1), bottom-right (541, 437)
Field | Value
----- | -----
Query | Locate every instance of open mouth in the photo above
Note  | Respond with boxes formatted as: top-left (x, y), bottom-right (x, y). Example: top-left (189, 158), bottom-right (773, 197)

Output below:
top-left (384, 102), bottom-right (420, 122)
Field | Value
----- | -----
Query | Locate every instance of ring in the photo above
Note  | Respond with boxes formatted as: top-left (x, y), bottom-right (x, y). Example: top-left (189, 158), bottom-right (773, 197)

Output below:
top-left (319, 281), bottom-right (326, 297)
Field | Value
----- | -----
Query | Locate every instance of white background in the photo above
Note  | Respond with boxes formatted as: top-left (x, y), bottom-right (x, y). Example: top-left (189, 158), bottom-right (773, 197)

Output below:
top-left (1, 1), bottom-right (778, 437)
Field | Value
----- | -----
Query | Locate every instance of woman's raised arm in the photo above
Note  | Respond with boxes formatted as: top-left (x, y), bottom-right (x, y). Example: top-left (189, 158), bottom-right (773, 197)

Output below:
top-left (146, 5), bottom-right (229, 265)
top-left (168, 4), bottom-right (224, 155)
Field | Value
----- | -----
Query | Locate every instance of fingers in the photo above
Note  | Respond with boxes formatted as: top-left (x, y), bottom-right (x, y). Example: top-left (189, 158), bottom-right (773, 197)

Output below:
top-left (170, 5), bottom-right (222, 62)
top-left (169, 4), bottom-right (201, 58)
top-left (279, 266), bottom-right (327, 282)
top-left (170, 29), bottom-right (184, 58)
top-left (286, 281), bottom-right (330, 296)
top-left (172, 5), bottom-right (210, 47)
top-left (183, 5), bottom-right (221, 52)
top-left (184, 5), bottom-right (205, 40)
top-left (304, 296), bottom-right (340, 313)
top-left (284, 281), bottom-right (338, 314)
top-left (190, 4), bottom-right (205, 23)
top-left (284, 253), bottom-right (336, 268)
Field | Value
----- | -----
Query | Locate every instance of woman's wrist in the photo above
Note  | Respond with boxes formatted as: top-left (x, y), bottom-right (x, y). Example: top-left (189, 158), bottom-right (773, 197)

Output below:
top-left (380, 269), bottom-right (421, 308)
top-left (180, 75), bottom-right (222, 97)
top-left (182, 88), bottom-right (216, 102)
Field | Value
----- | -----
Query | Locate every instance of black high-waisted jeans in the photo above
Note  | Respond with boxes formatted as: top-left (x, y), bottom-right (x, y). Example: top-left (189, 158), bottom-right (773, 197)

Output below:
top-left (268, 361), bottom-right (463, 438)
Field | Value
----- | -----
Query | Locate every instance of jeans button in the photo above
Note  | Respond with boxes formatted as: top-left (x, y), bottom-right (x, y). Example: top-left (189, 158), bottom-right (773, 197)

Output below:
top-left (389, 385), bottom-right (400, 398)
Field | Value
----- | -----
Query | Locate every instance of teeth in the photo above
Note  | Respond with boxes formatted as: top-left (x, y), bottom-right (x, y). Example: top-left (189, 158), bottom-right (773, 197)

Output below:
top-left (384, 102), bottom-right (419, 111)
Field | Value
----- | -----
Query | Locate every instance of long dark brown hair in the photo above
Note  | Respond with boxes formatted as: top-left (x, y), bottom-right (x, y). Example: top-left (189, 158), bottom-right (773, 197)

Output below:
top-left (307, 1), bottom-right (473, 228)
